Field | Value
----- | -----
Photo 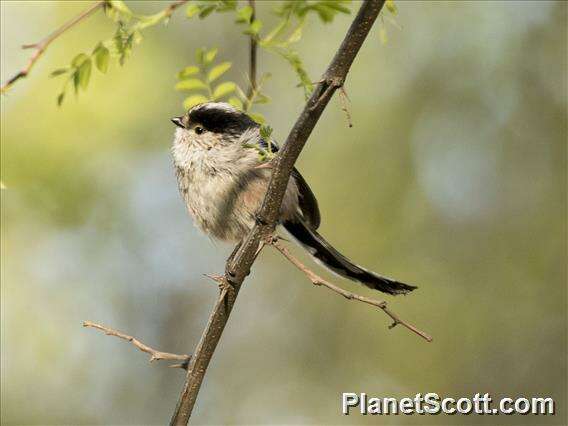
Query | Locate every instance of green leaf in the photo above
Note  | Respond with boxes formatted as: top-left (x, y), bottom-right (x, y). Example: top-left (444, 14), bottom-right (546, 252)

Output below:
top-left (207, 62), bottom-right (231, 82)
top-left (195, 47), bottom-right (205, 65)
top-left (386, 0), bottom-right (397, 15)
top-left (186, 3), bottom-right (201, 18)
top-left (132, 30), bottom-right (143, 45)
top-left (183, 94), bottom-right (209, 109)
top-left (108, 0), bottom-right (132, 16)
top-left (217, 0), bottom-right (237, 12)
top-left (245, 19), bottom-right (263, 36)
top-left (228, 96), bottom-right (243, 110)
top-left (287, 21), bottom-right (304, 44)
top-left (71, 53), bottom-right (89, 68)
top-left (261, 18), bottom-right (289, 45)
top-left (50, 68), bottom-right (68, 77)
top-left (198, 4), bottom-right (216, 18)
top-left (204, 48), bottom-right (218, 65)
top-left (57, 92), bottom-right (65, 106)
top-left (323, 1), bottom-right (351, 14)
top-left (78, 59), bottom-right (92, 89)
top-left (175, 78), bottom-right (208, 91)
top-left (249, 112), bottom-right (265, 124)
top-left (177, 65), bottom-right (200, 79)
top-left (93, 44), bottom-right (110, 73)
top-left (137, 11), bottom-right (166, 29)
top-left (212, 81), bottom-right (236, 99)
top-left (260, 125), bottom-right (273, 140)
top-left (253, 93), bottom-right (270, 105)
top-left (235, 85), bottom-right (248, 102)
top-left (271, 47), bottom-right (313, 97)
top-left (379, 25), bottom-right (388, 45)
top-left (73, 70), bottom-right (80, 93)
top-left (314, 6), bottom-right (334, 23)
top-left (235, 5), bottom-right (253, 23)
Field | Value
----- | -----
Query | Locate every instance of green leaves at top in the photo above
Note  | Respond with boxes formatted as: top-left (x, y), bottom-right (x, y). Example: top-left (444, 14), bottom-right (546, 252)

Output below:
top-left (175, 78), bottom-right (208, 91)
top-left (93, 43), bottom-right (110, 73)
top-left (107, 0), bottom-right (132, 16)
top-left (186, 4), bottom-right (201, 18)
top-left (104, 0), bottom-right (133, 22)
top-left (228, 96), bottom-right (243, 110)
top-left (77, 58), bottom-right (92, 90)
top-left (184, 94), bottom-right (209, 109)
top-left (195, 47), bottom-right (205, 65)
top-left (50, 68), bottom-right (68, 77)
top-left (386, 0), bottom-right (398, 15)
top-left (208, 62), bottom-right (231, 83)
top-left (379, 0), bottom-right (401, 45)
top-left (177, 66), bottom-right (200, 79)
top-left (176, 48), bottom-right (242, 109)
top-left (186, 1), bottom-right (237, 19)
top-left (204, 48), bottom-right (218, 64)
top-left (260, 125), bottom-right (273, 140)
top-left (235, 5), bottom-right (253, 23)
top-left (244, 19), bottom-right (263, 36)
top-left (213, 82), bottom-right (236, 99)
top-left (275, 0), bottom-right (351, 24)
top-left (71, 53), bottom-right (89, 68)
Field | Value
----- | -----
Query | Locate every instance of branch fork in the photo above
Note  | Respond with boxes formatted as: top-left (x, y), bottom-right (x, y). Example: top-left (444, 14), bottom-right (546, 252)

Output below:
top-left (309, 76), bottom-right (345, 112)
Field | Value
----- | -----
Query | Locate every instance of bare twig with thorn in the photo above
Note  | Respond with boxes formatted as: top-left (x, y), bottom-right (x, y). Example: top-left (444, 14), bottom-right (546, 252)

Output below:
top-left (271, 240), bottom-right (433, 342)
top-left (83, 321), bottom-right (191, 369)
top-left (1, 1), bottom-right (104, 94)
top-left (1, 0), bottom-right (190, 94)
top-left (339, 86), bottom-right (353, 127)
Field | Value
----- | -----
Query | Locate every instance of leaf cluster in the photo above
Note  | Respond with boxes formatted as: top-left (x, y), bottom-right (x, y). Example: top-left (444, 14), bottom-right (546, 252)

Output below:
top-left (176, 47), bottom-right (238, 110)
top-left (275, 0), bottom-right (351, 23)
top-left (186, 0), bottom-right (238, 19)
top-left (379, 0), bottom-right (400, 45)
top-left (49, 0), bottom-right (399, 109)
top-left (175, 48), bottom-right (270, 124)
top-left (50, 42), bottom-right (110, 106)
top-left (244, 124), bottom-right (276, 162)
top-left (51, 0), bottom-right (178, 105)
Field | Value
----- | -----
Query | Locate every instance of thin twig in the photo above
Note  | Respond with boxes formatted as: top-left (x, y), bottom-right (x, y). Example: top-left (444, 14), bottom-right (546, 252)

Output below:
top-left (164, 0), bottom-right (190, 18)
top-left (1, 0), bottom-right (189, 94)
top-left (339, 86), bottom-right (353, 127)
top-left (1, 1), bottom-right (105, 94)
top-left (247, 0), bottom-right (258, 99)
top-left (271, 240), bottom-right (432, 342)
top-left (83, 321), bottom-right (191, 369)
top-left (170, 2), bottom-right (388, 424)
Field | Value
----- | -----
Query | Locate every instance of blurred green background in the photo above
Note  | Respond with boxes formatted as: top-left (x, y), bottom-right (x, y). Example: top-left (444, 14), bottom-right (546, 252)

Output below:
top-left (1, 1), bottom-right (566, 425)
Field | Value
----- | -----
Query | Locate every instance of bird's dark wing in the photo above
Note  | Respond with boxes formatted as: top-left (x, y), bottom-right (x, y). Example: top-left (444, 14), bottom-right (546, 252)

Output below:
top-left (259, 137), bottom-right (321, 229)
top-left (291, 168), bottom-right (321, 229)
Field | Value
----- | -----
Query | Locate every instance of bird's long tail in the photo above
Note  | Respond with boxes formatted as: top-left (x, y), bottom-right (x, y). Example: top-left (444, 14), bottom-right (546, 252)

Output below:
top-left (283, 219), bottom-right (417, 296)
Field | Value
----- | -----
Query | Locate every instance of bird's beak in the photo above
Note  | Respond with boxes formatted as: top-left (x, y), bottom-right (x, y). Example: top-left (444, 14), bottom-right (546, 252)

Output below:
top-left (171, 116), bottom-right (185, 128)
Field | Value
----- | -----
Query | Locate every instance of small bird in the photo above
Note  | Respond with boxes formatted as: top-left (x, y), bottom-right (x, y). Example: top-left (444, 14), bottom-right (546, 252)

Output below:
top-left (171, 102), bottom-right (416, 295)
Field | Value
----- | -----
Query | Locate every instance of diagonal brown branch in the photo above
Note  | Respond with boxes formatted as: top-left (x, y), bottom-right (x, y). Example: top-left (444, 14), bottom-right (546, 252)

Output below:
top-left (170, 1), bottom-right (388, 424)
top-left (83, 321), bottom-right (191, 369)
top-left (271, 240), bottom-right (433, 342)
top-left (1, 1), bottom-right (105, 94)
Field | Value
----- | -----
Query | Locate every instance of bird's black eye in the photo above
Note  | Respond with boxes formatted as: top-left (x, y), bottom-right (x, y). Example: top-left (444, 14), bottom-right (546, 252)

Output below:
top-left (195, 126), bottom-right (205, 135)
